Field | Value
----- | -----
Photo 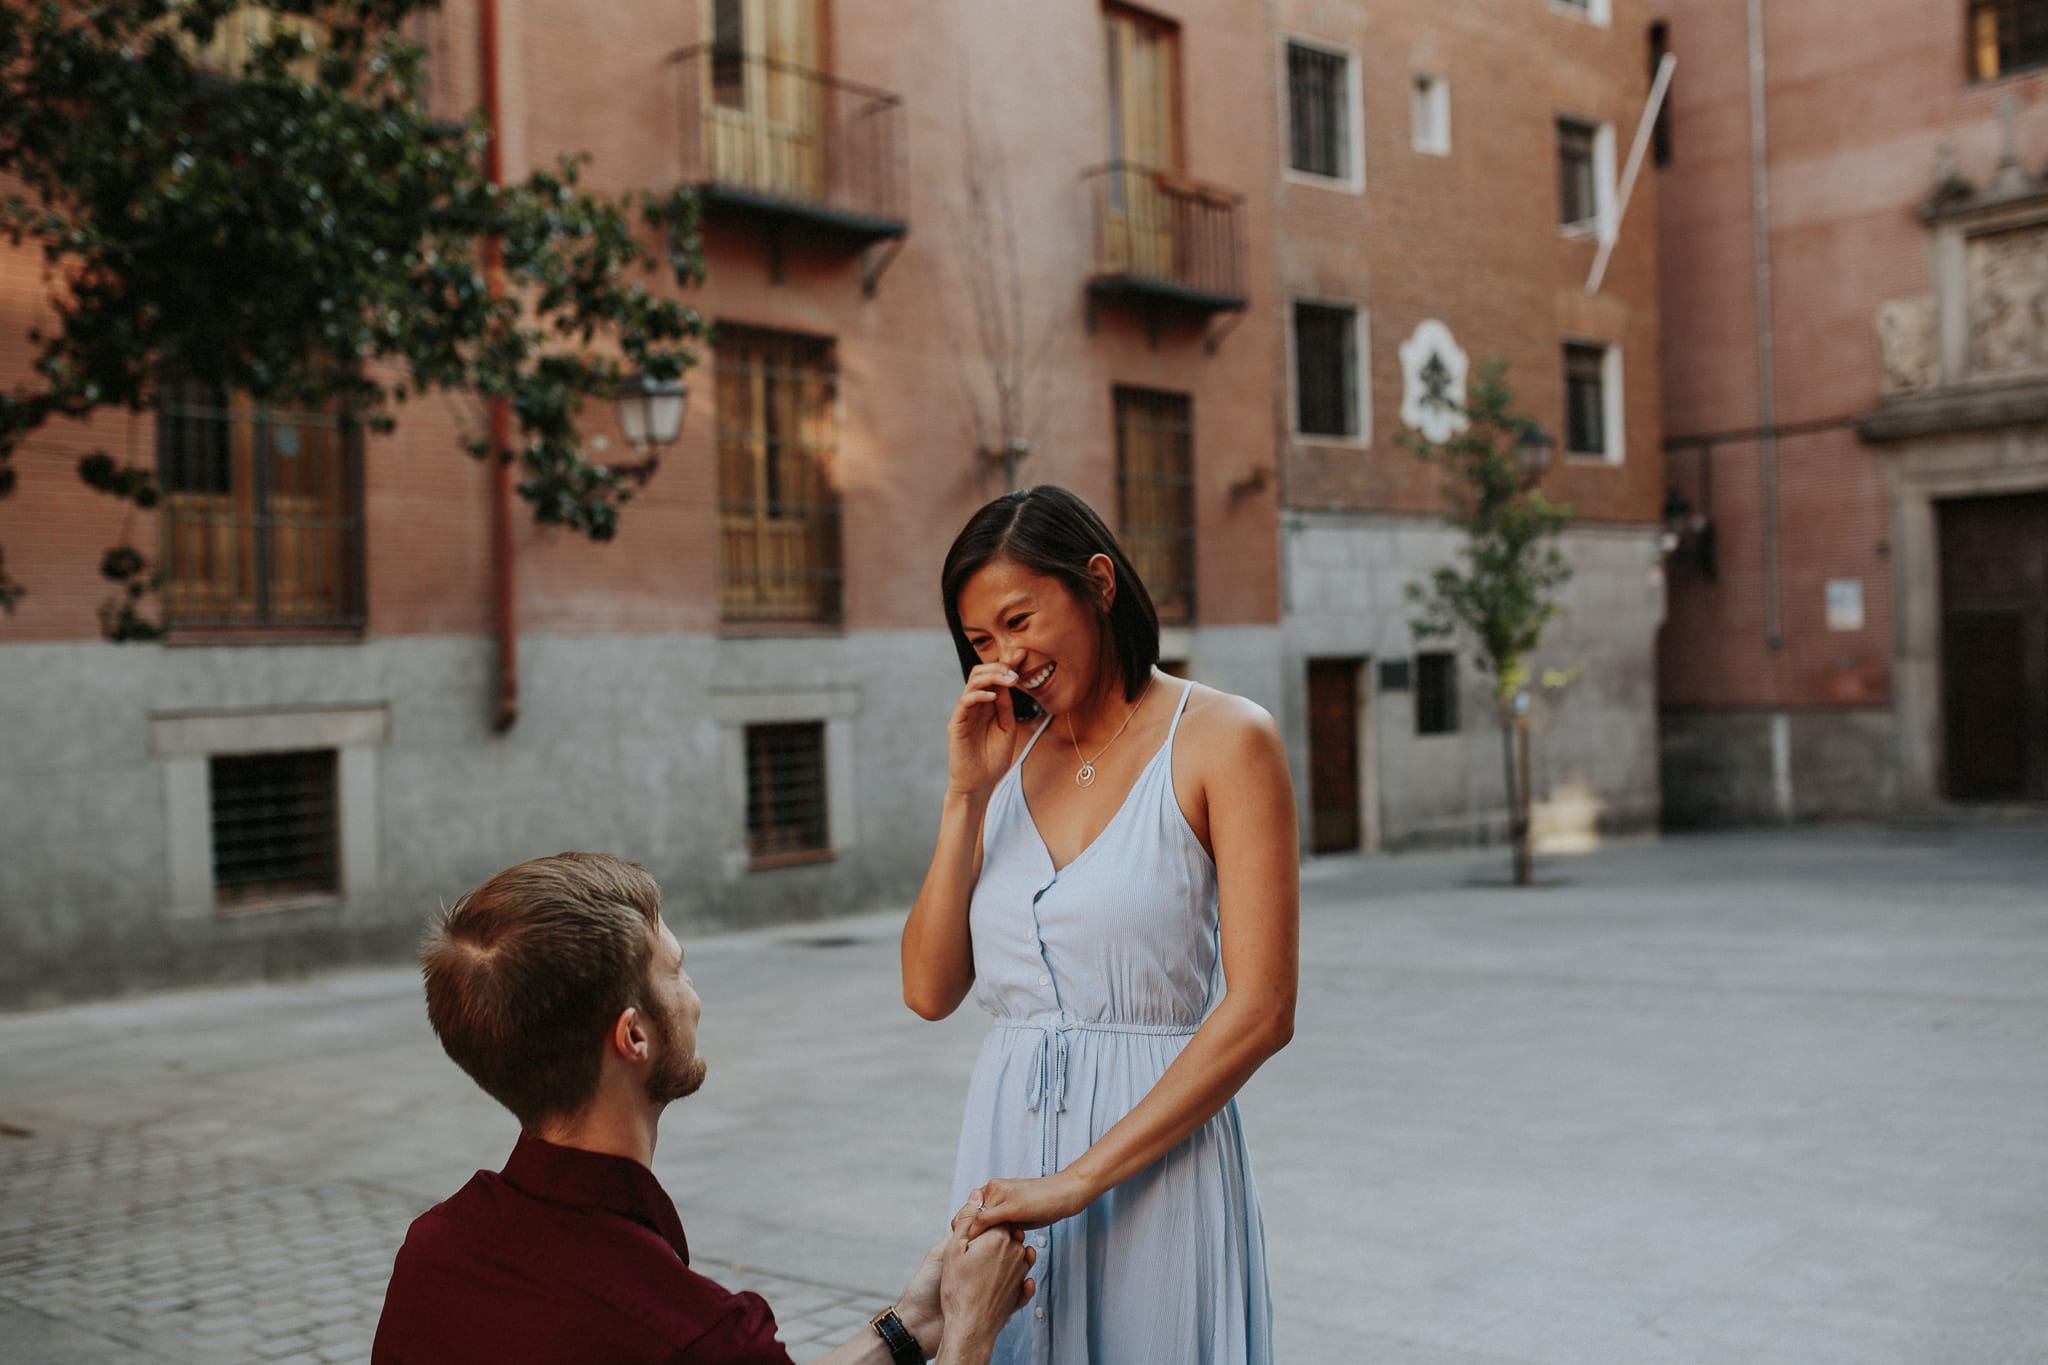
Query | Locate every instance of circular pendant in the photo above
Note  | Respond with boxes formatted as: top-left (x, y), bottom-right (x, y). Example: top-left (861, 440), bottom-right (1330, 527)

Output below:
top-left (1075, 762), bottom-right (1097, 788)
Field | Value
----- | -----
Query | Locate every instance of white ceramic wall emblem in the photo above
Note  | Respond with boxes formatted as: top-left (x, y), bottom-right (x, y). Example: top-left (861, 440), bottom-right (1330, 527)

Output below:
top-left (1399, 319), bottom-right (1470, 443)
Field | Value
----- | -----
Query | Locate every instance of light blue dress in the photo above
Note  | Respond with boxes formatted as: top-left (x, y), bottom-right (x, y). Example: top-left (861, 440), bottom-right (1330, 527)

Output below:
top-left (948, 680), bottom-right (1275, 1365)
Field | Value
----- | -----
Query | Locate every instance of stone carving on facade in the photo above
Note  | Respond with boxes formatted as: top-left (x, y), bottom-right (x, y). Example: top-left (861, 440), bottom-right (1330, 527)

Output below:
top-left (1399, 318), bottom-right (1469, 444)
top-left (1876, 296), bottom-right (1937, 395)
top-left (1966, 225), bottom-right (2048, 379)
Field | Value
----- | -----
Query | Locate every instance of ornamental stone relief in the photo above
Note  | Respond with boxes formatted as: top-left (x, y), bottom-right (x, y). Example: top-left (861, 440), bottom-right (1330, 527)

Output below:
top-left (1398, 319), bottom-right (1469, 444)
top-left (1966, 224), bottom-right (2048, 379)
top-left (1876, 296), bottom-right (1937, 395)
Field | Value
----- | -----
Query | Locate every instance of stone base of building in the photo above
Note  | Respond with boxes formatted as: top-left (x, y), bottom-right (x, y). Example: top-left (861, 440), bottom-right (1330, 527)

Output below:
top-left (1659, 707), bottom-right (1899, 827)
top-left (1282, 511), bottom-right (1667, 856)
top-left (0, 625), bottom-right (1290, 1009)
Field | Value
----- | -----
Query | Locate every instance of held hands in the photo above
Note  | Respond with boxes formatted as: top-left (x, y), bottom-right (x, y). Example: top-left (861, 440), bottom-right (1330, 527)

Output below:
top-left (947, 662), bottom-right (1024, 798)
top-left (963, 1172), bottom-right (1091, 1242)
top-left (931, 1201), bottom-right (1035, 1360)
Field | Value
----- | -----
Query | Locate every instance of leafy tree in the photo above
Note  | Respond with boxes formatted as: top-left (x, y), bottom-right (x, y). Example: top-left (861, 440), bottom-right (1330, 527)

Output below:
top-left (1401, 361), bottom-right (1575, 886)
top-left (0, 0), bottom-right (706, 637)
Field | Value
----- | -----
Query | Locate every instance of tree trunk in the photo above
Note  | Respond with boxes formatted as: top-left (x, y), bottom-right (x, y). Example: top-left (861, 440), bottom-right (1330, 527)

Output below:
top-left (1514, 707), bottom-right (1533, 886)
top-left (1496, 696), bottom-right (1525, 885)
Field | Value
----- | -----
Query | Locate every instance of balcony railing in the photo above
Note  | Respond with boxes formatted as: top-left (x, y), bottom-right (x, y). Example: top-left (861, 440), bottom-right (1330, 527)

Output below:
top-left (1084, 162), bottom-right (1247, 313)
top-left (672, 45), bottom-right (906, 242)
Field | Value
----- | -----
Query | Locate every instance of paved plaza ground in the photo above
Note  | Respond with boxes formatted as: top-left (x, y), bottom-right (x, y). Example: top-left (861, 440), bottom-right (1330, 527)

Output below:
top-left (1, 826), bottom-right (2045, 1364)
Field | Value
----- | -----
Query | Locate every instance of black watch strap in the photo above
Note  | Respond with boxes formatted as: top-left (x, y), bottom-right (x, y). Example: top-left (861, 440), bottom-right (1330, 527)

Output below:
top-left (868, 1306), bottom-right (924, 1365)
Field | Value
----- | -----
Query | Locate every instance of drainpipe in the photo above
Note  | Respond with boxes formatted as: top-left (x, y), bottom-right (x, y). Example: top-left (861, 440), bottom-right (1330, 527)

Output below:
top-left (1747, 0), bottom-right (1788, 821)
top-left (482, 0), bottom-right (518, 732)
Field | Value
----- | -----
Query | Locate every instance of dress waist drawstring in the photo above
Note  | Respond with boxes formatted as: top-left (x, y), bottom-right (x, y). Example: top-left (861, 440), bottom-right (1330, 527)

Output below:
top-left (991, 1017), bottom-right (1199, 1177)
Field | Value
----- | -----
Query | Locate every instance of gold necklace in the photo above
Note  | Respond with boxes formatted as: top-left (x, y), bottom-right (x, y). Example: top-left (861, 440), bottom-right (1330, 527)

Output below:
top-left (1062, 675), bottom-right (1154, 788)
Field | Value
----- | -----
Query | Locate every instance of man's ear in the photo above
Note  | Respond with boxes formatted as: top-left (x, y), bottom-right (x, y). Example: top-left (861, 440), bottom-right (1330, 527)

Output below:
top-left (609, 1006), bottom-right (650, 1064)
top-left (1086, 553), bottom-right (1117, 611)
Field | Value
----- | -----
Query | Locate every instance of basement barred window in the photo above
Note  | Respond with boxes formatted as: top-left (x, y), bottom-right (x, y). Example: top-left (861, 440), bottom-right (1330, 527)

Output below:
top-left (158, 380), bottom-right (363, 631)
top-left (1973, 0), bottom-right (2048, 79)
top-left (1286, 41), bottom-right (1350, 179)
top-left (1415, 652), bottom-right (1460, 736)
top-left (746, 722), bottom-right (829, 862)
top-left (1294, 302), bottom-right (1361, 438)
top-left (715, 326), bottom-right (842, 624)
top-left (209, 749), bottom-right (340, 909)
top-left (1114, 387), bottom-right (1196, 625)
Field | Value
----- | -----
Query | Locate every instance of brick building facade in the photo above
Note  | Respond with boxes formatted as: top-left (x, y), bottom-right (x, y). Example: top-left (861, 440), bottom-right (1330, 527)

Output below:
top-left (1, 0), bottom-right (1689, 1004)
top-left (1654, 0), bottom-right (2048, 821)
top-left (1268, 0), bottom-right (1669, 853)
top-left (0, 0), bottom-right (1286, 1004)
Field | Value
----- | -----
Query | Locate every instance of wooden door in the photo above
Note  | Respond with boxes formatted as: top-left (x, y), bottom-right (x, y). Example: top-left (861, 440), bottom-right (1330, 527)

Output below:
top-left (1939, 492), bottom-right (2048, 800)
top-left (1307, 660), bottom-right (1362, 853)
top-left (1103, 6), bottom-right (1179, 279)
top-left (704, 0), bottom-right (821, 200)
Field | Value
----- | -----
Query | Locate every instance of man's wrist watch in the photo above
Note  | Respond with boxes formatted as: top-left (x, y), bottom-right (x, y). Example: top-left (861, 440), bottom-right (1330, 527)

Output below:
top-left (869, 1306), bottom-right (925, 1365)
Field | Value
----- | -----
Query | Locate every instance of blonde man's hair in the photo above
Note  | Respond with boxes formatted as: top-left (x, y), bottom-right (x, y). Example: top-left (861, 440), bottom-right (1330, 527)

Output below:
top-left (421, 852), bottom-right (663, 1126)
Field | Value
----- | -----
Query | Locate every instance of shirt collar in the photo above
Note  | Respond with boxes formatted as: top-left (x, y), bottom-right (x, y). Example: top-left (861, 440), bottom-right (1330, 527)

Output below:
top-left (501, 1131), bottom-right (691, 1264)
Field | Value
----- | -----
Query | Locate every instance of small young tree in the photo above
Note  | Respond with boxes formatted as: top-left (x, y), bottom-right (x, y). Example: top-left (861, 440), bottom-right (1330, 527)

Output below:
top-left (0, 0), bottom-right (707, 637)
top-left (1401, 360), bottom-right (1574, 886)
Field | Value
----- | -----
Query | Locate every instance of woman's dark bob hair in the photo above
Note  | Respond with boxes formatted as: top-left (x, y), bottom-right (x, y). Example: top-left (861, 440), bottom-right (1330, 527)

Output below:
top-left (940, 486), bottom-right (1160, 720)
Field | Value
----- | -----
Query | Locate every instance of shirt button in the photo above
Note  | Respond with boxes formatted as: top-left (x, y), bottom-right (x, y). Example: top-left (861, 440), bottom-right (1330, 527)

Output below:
top-left (1035, 1306), bottom-right (1045, 1320)
top-left (1038, 973), bottom-right (1050, 986)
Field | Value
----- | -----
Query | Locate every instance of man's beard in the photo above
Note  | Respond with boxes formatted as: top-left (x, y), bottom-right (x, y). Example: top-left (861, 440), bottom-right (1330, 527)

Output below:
top-left (644, 998), bottom-right (708, 1104)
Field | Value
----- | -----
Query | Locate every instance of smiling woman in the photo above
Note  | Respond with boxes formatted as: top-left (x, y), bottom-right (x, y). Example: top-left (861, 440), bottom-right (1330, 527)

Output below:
top-left (902, 485), bottom-right (1299, 1365)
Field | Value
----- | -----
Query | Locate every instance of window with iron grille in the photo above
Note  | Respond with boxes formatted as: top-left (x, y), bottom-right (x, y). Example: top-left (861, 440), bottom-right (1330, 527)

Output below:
top-left (1973, 0), bottom-right (2048, 78)
top-left (1564, 342), bottom-right (1610, 457)
top-left (1294, 302), bottom-right (1360, 438)
top-left (1286, 42), bottom-right (1350, 179)
top-left (1415, 652), bottom-right (1460, 736)
top-left (745, 722), bottom-right (828, 861)
top-left (1557, 117), bottom-right (1600, 231)
top-left (1113, 387), bottom-right (1196, 625)
top-left (209, 749), bottom-right (339, 908)
top-left (157, 380), bottom-right (363, 631)
top-left (715, 327), bottom-right (842, 624)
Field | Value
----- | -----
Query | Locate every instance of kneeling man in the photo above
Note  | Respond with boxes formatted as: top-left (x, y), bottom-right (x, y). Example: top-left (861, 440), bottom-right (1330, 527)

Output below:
top-left (374, 852), bottom-right (1032, 1364)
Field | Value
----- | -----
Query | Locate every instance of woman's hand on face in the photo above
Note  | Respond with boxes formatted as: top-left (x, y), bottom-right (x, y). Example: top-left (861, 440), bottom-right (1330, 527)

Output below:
top-left (963, 1172), bottom-right (1092, 1241)
top-left (947, 662), bottom-right (1023, 797)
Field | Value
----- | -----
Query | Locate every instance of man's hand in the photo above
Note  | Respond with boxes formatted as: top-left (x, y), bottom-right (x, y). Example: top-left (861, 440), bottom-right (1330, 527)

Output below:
top-left (937, 1203), bottom-right (1035, 1364)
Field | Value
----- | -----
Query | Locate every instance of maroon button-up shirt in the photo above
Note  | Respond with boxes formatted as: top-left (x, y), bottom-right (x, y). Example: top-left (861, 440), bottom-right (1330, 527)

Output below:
top-left (373, 1132), bottom-right (797, 1365)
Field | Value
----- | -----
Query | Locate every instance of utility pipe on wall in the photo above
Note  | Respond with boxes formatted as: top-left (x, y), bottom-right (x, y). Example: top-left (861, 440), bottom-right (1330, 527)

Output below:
top-left (1747, 0), bottom-right (1784, 657)
top-left (482, 0), bottom-right (518, 732)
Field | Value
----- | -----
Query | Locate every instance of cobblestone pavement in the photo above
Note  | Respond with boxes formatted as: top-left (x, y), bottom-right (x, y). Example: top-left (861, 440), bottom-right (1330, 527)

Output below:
top-left (0, 1125), bottom-right (882, 1362)
top-left (3, 826), bottom-right (2047, 1364)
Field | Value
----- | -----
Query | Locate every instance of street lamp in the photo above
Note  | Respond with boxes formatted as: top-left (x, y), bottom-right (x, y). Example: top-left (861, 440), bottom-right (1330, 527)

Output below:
top-left (613, 370), bottom-right (689, 455)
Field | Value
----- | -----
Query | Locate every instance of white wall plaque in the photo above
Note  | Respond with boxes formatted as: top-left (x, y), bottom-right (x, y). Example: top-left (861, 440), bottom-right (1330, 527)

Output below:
top-left (1399, 319), bottom-right (1470, 444)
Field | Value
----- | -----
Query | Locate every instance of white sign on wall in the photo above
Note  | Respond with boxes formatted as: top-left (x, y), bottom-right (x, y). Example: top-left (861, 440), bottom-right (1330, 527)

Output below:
top-left (1826, 578), bottom-right (1864, 631)
top-left (1399, 319), bottom-right (1470, 445)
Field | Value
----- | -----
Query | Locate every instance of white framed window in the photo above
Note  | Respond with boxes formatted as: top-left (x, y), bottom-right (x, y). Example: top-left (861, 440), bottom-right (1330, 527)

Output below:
top-left (1282, 36), bottom-right (1363, 191)
top-left (1411, 73), bottom-right (1450, 156)
top-left (1291, 299), bottom-right (1369, 442)
top-left (1563, 339), bottom-right (1625, 464)
top-left (1556, 115), bottom-right (1616, 238)
top-left (1552, 0), bottom-right (1612, 27)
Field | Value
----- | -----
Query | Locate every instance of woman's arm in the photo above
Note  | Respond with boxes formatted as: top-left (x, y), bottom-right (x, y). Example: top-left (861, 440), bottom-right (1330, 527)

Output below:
top-left (965, 697), bottom-right (1299, 1235)
top-left (901, 661), bottom-right (1024, 1021)
top-left (901, 786), bottom-right (990, 1020)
